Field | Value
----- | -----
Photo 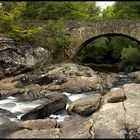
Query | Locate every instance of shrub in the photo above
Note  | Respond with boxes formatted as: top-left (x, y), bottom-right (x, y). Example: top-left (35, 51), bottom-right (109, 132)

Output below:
top-left (121, 46), bottom-right (140, 64)
top-left (40, 20), bottom-right (72, 59)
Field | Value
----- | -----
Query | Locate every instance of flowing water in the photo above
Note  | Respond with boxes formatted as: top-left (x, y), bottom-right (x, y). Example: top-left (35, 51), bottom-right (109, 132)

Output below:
top-left (0, 72), bottom-right (135, 124)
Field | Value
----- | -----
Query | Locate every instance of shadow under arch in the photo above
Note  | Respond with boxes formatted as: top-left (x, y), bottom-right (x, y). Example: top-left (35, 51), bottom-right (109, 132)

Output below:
top-left (72, 33), bottom-right (140, 62)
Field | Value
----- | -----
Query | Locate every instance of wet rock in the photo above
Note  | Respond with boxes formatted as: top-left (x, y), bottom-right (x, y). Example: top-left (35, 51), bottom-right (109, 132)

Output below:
top-left (97, 72), bottom-right (119, 91)
top-left (0, 121), bottom-right (21, 138)
top-left (21, 92), bottom-right (67, 120)
top-left (0, 116), bottom-right (11, 125)
top-left (0, 89), bottom-right (23, 99)
top-left (15, 74), bottom-right (53, 88)
top-left (12, 84), bottom-right (45, 101)
top-left (0, 108), bottom-right (16, 118)
top-left (67, 94), bottom-right (101, 116)
top-left (103, 88), bottom-right (126, 103)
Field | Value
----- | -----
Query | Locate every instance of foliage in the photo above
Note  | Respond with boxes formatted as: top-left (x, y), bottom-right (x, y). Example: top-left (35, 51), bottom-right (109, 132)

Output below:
top-left (102, 2), bottom-right (140, 19)
top-left (79, 36), bottom-right (140, 64)
top-left (10, 27), bottom-right (44, 43)
top-left (113, 2), bottom-right (140, 19)
top-left (22, 2), bottom-right (101, 20)
top-left (41, 20), bottom-right (72, 59)
top-left (0, 2), bottom-right (44, 43)
top-left (121, 46), bottom-right (140, 64)
top-left (102, 5), bottom-right (116, 19)
top-left (0, 1), bottom-right (140, 63)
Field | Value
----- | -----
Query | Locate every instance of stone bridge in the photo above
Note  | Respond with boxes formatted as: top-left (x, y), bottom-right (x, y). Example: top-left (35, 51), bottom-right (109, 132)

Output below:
top-left (2, 20), bottom-right (140, 61)
top-left (63, 20), bottom-right (140, 60)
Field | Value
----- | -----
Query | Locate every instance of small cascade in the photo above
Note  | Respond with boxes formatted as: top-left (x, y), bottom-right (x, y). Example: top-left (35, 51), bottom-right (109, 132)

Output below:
top-left (0, 72), bottom-right (135, 124)
top-left (112, 72), bottom-right (135, 88)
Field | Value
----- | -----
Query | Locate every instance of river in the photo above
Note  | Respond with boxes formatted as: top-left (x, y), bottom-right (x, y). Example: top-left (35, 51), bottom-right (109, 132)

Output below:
top-left (0, 72), bottom-right (135, 124)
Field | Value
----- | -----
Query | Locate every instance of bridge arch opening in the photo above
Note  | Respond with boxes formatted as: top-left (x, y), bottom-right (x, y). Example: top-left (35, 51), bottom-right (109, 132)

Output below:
top-left (72, 33), bottom-right (140, 72)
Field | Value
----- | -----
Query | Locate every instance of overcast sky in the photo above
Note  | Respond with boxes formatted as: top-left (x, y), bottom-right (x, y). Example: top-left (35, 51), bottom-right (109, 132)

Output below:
top-left (96, 1), bottom-right (115, 10)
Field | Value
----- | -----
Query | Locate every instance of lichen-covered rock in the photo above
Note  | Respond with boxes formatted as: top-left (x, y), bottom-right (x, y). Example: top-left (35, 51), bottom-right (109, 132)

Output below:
top-left (0, 35), bottom-right (50, 79)
top-left (43, 63), bottom-right (102, 93)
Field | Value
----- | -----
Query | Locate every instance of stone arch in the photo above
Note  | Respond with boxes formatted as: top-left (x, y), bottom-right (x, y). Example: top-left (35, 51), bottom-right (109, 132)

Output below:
top-left (71, 33), bottom-right (140, 61)
top-left (63, 20), bottom-right (140, 60)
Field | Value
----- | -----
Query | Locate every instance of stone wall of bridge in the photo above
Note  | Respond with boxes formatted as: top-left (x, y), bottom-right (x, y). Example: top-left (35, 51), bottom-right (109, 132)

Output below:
top-left (1, 20), bottom-right (140, 60)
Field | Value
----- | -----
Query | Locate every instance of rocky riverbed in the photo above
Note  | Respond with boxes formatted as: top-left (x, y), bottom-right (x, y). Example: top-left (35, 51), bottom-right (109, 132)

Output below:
top-left (0, 35), bottom-right (140, 138)
top-left (0, 62), bottom-right (140, 138)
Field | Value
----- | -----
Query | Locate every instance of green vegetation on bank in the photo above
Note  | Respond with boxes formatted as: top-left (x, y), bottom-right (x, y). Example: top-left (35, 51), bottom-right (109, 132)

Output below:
top-left (0, 1), bottom-right (140, 63)
top-left (79, 36), bottom-right (140, 65)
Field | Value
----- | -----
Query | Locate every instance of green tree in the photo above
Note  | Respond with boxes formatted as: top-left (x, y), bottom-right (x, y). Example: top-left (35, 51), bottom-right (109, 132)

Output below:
top-left (102, 5), bottom-right (116, 19)
top-left (41, 20), bottom-right (72, 59)
top-left (113, 2), bottom-right (140, 19)
top-left (22, 2), bottom-right (100, 20)
top-left (0, 2), bottom-right (44, 43)
top-left (102, 2), bottom-right (140, 19)
top-left (121, 46), bottom-right (140, 64)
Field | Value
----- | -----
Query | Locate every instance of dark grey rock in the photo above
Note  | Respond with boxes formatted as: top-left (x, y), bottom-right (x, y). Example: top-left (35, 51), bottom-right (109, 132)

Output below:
top-left (21, 92), bottom-right (67, 120)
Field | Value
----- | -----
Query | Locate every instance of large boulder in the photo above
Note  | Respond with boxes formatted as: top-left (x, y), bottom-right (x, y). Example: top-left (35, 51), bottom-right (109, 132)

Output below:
top-left (90, 83), bottom-right (140, 138)
top-left (67, 94), bottom-right (101, 116)
top-left (103, 88), bottom-right (126, 103)
top-left (0, 121), bottom-right (21, 138)
top-left (18, 118), bottom-right (57, 130)
top-left (7, 129), bottom-right (60, 139)
top-left (1, 84), bottom-right (140, 139)
top-left (0, 63), bottom-right (102, 97)
top-left (59, 117), bottom-right (95, 139)
top-left (5, 117), bottom-right (94, 139)
top-left (43, 63), bottom-right (102, 93)
top-left (21, 92), bottom-right (67, 120)
top-left (3, 119), bottom-right (60, 139)
top-left (61, 76), bottom-right (101, 93)
top-left (0, 35), bottom-right (50, 79)
top-left (15, 74), bottom-right (53, 88)
top-left (91, 102), bottom-right (126, 138)
top-left (0, 108), bottom-right (16, 118)
top-left (128, 71), bottom-right (140, 83)
top-left (6, 118), bottom-right (59, 139)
